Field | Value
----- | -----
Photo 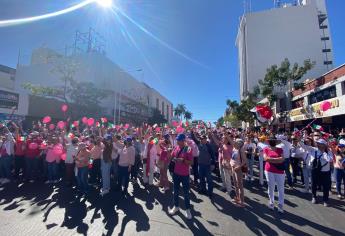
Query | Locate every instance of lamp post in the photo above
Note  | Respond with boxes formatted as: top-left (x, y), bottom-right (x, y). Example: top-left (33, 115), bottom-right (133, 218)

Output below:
top-left (113, 68), bottom-right (143, 125)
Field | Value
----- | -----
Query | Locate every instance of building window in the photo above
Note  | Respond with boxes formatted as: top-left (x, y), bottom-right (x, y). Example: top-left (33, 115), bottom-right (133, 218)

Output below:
top-left (322, 49), bottom-right (331, 53)
top-left (292, 98), bottom-right (304, 109)
top-left (308, 86), bottom-right (336, 104)
top-left (321, 36), bottom-right (330, 41)
top-left (320, 25), bottom-right (328, 29)
top-left (324, 61), bottom-right (333, 65)
top-left (162, 101), bottom-right (164, 115)
top-left (156, 98), bottom-right (159, 109)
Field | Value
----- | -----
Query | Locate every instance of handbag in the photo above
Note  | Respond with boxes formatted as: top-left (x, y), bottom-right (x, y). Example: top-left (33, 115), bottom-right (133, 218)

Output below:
top-left (169, 146), bottom-right (185, 173)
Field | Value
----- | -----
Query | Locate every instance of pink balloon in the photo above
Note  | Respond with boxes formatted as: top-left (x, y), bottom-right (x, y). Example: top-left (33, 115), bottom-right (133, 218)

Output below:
top-left (61, 153), bottom-right (67, 161)
top-left (49, 124), bottom-right (55, 130)
top-left (42, 116), bottom-right (51, 124)
top-left (57, 121), bottom-right (65, 129)
top-left (172, 121), bottom-right (178, 127)
top-left (82, 117), bottom-right (88, 124)
top-left (321, 101), bottom-right (331, 112)
top-left (53, 144), bottom-right (63, 155)
top-left (73, 121), bottom-right (79, 127)
top-left (87, 118), bottom-right (95, 126)
top-left (176, 126), bottom-right (185, 133)
top-left (155, 127), bottom-right (161, 132)
top-left (61, 104), bottom-right (68, 112)
top-left (124, 124), bottom-right (130, 129)
top-left (29, 142), bottom-right (38, 150)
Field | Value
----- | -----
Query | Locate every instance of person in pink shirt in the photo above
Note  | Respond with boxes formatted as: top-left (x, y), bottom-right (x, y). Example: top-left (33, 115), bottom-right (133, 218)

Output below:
top-left (117, 137), bottom-right (135, 195)
top-left (157, 134), bottom-right (172, 191)
top-left (25, 132), bottom-right (43, 182)
top-left (218, 134), bottom-right (233, 196)
top-left (263, 135), bottom-right (285, 213)
top-left (90, 137), bottom-right (104, 186)
top-left (169, 133), bottom-right (193, 220)
top-left (45, 137), bottom-right (62, 184)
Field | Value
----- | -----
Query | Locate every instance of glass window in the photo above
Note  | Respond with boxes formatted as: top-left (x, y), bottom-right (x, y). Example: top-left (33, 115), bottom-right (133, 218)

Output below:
top-left (308, 86), bottom-right (336, 104)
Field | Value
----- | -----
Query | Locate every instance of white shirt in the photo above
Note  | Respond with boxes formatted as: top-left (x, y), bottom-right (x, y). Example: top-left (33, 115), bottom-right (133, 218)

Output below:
top-left (276, 140), bottom-right (292, 159)
top-left (301, 143), bottom-right (333, 171)
top-left (65, 144), bottom-right (78, 164)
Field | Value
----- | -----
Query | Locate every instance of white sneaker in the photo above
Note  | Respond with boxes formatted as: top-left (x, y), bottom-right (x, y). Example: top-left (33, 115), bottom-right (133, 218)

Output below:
top-left (2, 179), bottom-right (10, 184)
top-left (185, 209), bottom-right (192, 220)
top-left (169, 207), bottom-right (179, 215)
top-left (277, 205), bottom-right (284, 213)
top-left (100, 190), bottom-right (109, 196)
top-left (268, 203), bottom-right (274, 211)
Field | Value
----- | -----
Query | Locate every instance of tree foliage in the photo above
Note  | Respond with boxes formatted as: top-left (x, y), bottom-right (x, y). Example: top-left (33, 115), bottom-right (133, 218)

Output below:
top-left (148, 108), bottom-right (167, 125)
top-left (258, 58), bottom-right (315, 105)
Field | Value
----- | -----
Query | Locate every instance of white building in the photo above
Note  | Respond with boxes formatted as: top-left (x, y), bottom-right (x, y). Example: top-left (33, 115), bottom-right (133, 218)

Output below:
top-left (13, 47), bottom-right (173, 124)
top-left (0, 65), bottom-right (26, 122)
top-left (236, 0), bottom-right (333, 99)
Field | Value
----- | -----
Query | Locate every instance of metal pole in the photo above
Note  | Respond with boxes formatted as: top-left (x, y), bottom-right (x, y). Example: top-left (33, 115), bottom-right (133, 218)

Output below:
top-left (113, 91), bottom-right (116, 125)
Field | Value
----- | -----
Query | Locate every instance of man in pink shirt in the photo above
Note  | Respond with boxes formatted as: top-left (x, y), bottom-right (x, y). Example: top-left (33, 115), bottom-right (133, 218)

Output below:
top-left (169, 133), bottom-right (194, 220)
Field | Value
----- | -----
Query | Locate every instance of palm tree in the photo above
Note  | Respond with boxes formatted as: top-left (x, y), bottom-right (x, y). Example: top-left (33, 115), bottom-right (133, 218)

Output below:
top-left (225, 99), bottom-right (239, 115)
top-left (184, 110), bottom-right (192, 121)
top-left (174, 104), bottom-right (186, 120)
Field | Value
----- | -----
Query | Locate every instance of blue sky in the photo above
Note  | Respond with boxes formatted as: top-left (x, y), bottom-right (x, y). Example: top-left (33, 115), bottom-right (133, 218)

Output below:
top-left (0, 0), bottom-right (344, 122)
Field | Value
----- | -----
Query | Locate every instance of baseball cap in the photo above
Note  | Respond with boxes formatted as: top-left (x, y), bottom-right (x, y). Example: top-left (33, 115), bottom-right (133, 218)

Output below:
top-left (316, 139), bottom-right (327, 146)
top-left (338, 139), bottom-right (345, 148)
top-left (176, 133), bottom-right (186, 141)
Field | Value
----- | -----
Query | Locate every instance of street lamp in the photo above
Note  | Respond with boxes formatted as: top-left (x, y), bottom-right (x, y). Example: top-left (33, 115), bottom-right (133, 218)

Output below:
top-left (113, 68), bottom-right (143, 124)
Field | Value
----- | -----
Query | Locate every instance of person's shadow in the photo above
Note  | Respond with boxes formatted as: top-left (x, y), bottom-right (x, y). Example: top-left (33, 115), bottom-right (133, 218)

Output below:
top-left (117, 194), bottom-right (150, 236)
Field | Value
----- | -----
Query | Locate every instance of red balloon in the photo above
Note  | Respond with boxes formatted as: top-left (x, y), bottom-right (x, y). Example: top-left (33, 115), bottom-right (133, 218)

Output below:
top-left (87, 118), bottom-right (95, 126)
top-left (42, 116), bottom-right (51, 124)
top-left (57, 121), bottom-right (65, 129)
top-left (61, 104), bottom-right (68, 112)
top-left (82, 117), bottom-right (88, 124)
top-left (49, 124), bottom-right (55, 130)
top-left (73, 121), bottom-right (79, 127)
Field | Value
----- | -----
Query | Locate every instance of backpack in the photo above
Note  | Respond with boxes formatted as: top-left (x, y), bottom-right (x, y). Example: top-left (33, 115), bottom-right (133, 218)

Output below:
top-left (312, 151), bottom-right (327, 173)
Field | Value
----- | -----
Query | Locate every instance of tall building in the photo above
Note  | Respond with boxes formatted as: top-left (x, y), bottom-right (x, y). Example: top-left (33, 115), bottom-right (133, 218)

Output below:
top-left (236, 0), bottom-right (333, 99)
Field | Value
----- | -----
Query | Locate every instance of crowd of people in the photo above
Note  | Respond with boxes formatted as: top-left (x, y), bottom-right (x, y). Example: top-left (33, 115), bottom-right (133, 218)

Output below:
top-left (0, 118), bottom-right (345, 220)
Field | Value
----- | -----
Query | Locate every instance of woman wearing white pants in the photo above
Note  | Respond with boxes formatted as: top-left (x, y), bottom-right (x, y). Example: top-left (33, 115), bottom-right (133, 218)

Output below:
top-left (263, 136), bottom-right (285, 213)
top-left (218, 135), bottom-right (233, 196)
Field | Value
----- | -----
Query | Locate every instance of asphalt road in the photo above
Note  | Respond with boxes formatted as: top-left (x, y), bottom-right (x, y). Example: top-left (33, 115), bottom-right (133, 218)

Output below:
top-left (0, 171), bottom-right (345, 236)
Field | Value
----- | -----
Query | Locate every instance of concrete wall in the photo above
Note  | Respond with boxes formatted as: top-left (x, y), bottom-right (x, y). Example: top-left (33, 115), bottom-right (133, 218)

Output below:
top-left (237, 1), bottom-right (333, 99)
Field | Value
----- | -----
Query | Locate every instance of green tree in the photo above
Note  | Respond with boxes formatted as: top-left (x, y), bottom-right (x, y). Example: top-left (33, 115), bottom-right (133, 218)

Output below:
top-left (258, 58), bottom-right (315, 105)
top-left (174, 104), bottom-right (186, 120)
top-left (184, 110), bottom-right (193, 120)
top-left (148, 108), bottom-right (167, 126)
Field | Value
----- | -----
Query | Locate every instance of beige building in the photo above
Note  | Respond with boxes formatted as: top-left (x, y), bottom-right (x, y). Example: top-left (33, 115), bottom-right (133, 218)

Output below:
top-left (12, 47), bottom-right (173, 125)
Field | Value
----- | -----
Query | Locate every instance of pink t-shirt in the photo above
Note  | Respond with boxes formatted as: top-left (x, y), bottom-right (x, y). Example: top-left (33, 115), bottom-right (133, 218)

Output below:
top-left (219, 144), bottom-right (232, 162)
top-left (171, 145), bottom-right (193, 176)
top-left (159, 144), bottom-right (170, 163)
top-left (46, 144), bottom-right (62, 163)
top-left (264, 147), bottom-right (284, 174)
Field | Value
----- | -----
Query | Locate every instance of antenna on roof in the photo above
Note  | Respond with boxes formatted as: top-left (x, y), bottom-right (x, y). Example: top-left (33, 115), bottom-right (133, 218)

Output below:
top-left (243, 0), bottom-right (251, 14)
